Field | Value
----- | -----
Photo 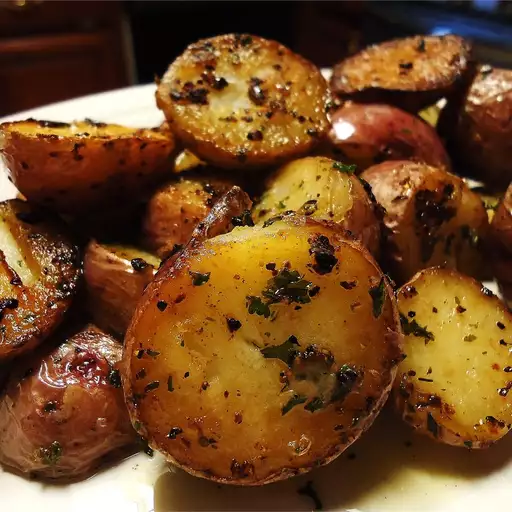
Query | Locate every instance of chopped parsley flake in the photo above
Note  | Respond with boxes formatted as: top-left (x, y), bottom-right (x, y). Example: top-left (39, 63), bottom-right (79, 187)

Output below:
top-left (190, 271), bottom-right (210, 286)
top-left (369, 278), bottom-right (386, 318)
top-left (260, 335), bottom-right (299, 365)
top-left (400, 313), bottom-right (435, 343)
top-left (282, 394), bottom-right (307, 415)
top-left (39, 441), bottom-right (62, 466)
top-left (333, 162), bottom-right (356, 174)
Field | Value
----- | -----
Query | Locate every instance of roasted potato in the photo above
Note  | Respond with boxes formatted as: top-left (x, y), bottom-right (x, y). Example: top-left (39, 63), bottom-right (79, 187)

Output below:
top-left (361, 161), bottom-right (488, 284)
top-left (0, 200), bottom-right (81, 361)
top-left (394, 267), bottom-right (512, 448)
top-left (0, 325), bottom-right (136, 480)
top-left (330, 35), bottom-right (473, 112)
top-left (327, 103), bottom-right (450, 171)
top-left (141, 175), bottom-right (233, 257)
top-left (84, 243), bottom-right (159, 337)
top-left (156, 34), bottom-right (330, 169)
top-left (123, 215), bottom-right (402, 485)
top-left (440, 66), bottom-right (512, 189)
top-left (489, 184), bottom-right (512, 308)
top-left (253, 157), bottom-right (381, 256)
top-left (173, 149), bottom-right (206, 174)
top-left (0, 119), bottom-right (176, 213)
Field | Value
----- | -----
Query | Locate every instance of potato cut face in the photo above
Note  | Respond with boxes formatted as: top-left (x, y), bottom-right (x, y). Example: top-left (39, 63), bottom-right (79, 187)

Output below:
top-left (156, 34), bottom-right (330, 168)
top-left (253, 157), bottom-right (380, 255)
top-left (0, 200), bottom-right (81, 360)
top-left (123, 216), bottom-right (402, 485)
top-left (395, 268), bottom-right (512, 448)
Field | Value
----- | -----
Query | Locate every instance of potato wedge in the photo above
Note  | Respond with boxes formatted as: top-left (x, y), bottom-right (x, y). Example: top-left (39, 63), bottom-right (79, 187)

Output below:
top-left (330, 35), bottom-right (473, 112)
top-left (0, 200), bottom-right (81, 361)
top-left (253, 157), bottom-right (381, 256)
top-left (0, 325), bottom-right (136, 480)
top-left (0, 119), bottom-right (176, 213)
top-left (327, 103), bottom-right (451, 171)
top-left (394, 267), bottom-right (512, 448)
top-left (123, 215), bottom-right (402, 485)
top-left (84, 243), bottom-right (159, 337)
top-left (361, 161), bottom-right (488, 284)
top-left (156, 34), bottom-right (330, 168)
top-left (141, 175), bottom-right (234, 257)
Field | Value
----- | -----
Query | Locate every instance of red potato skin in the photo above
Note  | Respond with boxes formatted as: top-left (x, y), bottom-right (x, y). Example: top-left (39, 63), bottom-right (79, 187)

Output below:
top-left (327, 103), bottom-right (451, 172)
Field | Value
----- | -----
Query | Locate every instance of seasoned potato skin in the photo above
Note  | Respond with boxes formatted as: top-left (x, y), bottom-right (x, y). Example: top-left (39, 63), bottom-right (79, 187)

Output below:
top-left (0, 325), bottom-right (136, 479)
top-left (123, 215), bottom-right (402, 485)
top-left (361, 161), bottom-right (489, 284)
top-left (330, 35), bottom-right (473, 112)
top-left (141, 175), bottom-right (233, 257)
top-left (157, 34), bottom-right (330, 168)
top-left (394, 267), bottom-right (512, 448)
top-left (253, 157), bottom-right (381, 256)
top-left (84, 243), bottom-right (159, 337)
top-left (442, 66), bottom-right (512, 189)
top-left (0, 200), bottom-right (81, 360)
top-left (327, 103), bottom-right (450, 171)
top-left (0, 120), bottom-right (176, 213)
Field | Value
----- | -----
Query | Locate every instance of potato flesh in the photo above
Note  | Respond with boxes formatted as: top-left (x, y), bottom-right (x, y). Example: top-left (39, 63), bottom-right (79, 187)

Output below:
top-left (396, 268), bottom-right (512, 446)
top-left (124, 218), bottom-right (401, 484)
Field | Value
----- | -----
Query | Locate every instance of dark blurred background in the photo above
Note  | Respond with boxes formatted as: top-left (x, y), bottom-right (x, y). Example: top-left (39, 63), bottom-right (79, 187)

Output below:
top-left (1, 0), bottom-right (512, 116)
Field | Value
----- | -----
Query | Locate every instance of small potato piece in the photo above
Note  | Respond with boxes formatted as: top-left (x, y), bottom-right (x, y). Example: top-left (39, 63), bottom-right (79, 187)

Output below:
top-left (0, 200), bottom-right (81, 361)
top-left (327, 103), bottom-right (450, 171)
top-left (173, 149), bottom-right (206, 174)
top-left (123, 215), bottom-right (402, 485)
top-left (330, 35), bottom-right (473, 112)
top-left (253, 156), bottom-right (381, 255)
top-left (0, 325), bottom-right (136, 479)
top-left (0, 119), bottom-right (176, 213)
top-left (394, 267), bottom-right (512, 448)
top-left (443, 66), bottom-right (512, 189)
top-left (156, 34), bottom-right (329, 168)
top-left (141, 175), bottom-right (233, 257)
top-left (361, 161), bottom-right (488, 284)
top-left (84, 243), bottom-right (159, 337)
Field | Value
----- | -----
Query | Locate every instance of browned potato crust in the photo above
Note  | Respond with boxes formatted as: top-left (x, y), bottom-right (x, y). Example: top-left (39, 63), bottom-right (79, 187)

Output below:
top-left (327, 103), bottom-right (450, 171)
top-left (394, 268), bottom-right (512, 448)
top-left (84, 243), bottom-right (159, 337)
top-left (253, 157), bottom-right (381, 256)
top-left (156, 34), bottom-right (330, 168)
top-left (123, 215), bottom-right (402, 485)
top-left (361, 161), bottom-right (488, 284)
top-left (330, 35), bottom-right (473, 112)
top-left (141, 175), bottom-right (233, 257)
top-left (442, 66), bottom-right (512, 189)
top-left (0, 325), bottom-right (136, 480)
top-left (0, 200), bottom-right (81, 361)
top-left (0, 120), bottom-right (176, 213)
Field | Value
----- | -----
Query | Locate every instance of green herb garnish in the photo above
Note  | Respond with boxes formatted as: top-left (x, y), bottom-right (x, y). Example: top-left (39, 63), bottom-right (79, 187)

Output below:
top-left (369, 278), bottom-right (386, 318)
top-left (333, 162), bottom-right (356, 174)
top-left (400, 313), bottom-right (435, 343)
top-left (39, 441), bottom-right (62, 466)
top-left (282, 394), bottom-right (307, 415)
top-left (246, 296), bottom-right (271, 318)
top-left (260, 335), bottom-right (299, 365)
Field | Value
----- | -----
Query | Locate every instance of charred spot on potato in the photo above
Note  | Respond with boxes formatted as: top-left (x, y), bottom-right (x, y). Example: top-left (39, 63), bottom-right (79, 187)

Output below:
top-left (144, 381), bottom-right (160, 394)
top-left (308, 234), bottom-right (337, 275)
top-left (107, 369), bottom-right (122, 388)
top-left (43, 401), bottom-right (58, 414)
top-left (340, 280), bottom-right (357, 290)
top-left (167, 427), bottom-right (183, 439)
top-left (131, 258), bottom-right (149, 271)
top-left (190, 271), bottom-right (210, 286)
top-left (497, 322), bottom-right (505, 330)
top-left (226, 317), bottom-right (242, 332)
top-left (369, 278), bottom-right (386, 318)
top-left (157, 300), bottom-right (168, 312)
top-left (231, 210), bottom-right (254, 227)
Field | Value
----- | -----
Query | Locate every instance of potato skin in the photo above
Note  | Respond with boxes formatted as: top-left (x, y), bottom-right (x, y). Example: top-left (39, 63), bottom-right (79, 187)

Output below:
top-left (84, 243), bottom-right (159, 337)
top-left (327, 103), bottom-right (450, 171)
top-left (361, 161), bottom-right (488, 284)
top-left (156, 34), bottom-right (330, 169)
top-left (0, 325), bottom-right (136, 480)
top-left (394, 267), bottom-right (512, 448)
top-left (330, 35), bottom-right (473, 112)
top-left (0, 200), bottom-right (81, 361)
top-left (0, 120), bottom-right (176, 214)
top-left (442, 66), bottom-right (512, 189)
top-left (123, 215), bottom-right (402, 485)
top-left (253, 156), bottom-right (381, 256)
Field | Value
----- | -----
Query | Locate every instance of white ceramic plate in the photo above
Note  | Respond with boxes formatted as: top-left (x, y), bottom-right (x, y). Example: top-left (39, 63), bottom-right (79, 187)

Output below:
top-left (0, 85), bottom-right (511, 512)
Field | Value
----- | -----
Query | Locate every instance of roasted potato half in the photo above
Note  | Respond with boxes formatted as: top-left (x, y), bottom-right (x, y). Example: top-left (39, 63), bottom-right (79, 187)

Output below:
top-left (330, 35), bottom-right (473, 112)
top-left (156, 34), bottom-right (330, 169)
top-left (394, 267), bottom-right (512, 448)
top-left (0, 199), bottom-right (81, 361)
top-left (0, 325), bottom-right (136, 480)
top-left (0, 119), bottom-right (176, 213)
top-left (441, 66), bottom-right (512, 189)
top-left (253, 157), bottom-right (381, 256)
top-left (141, 175), bottom-right (233, 257)
top-left (361, 161), bottom-right (488, 284)
top-left (84, 242), bottom-right (159, 337)
top-left (123, 215), bottom-right (402, 485)
top-left (327, 103), bottom-right (450, 171)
